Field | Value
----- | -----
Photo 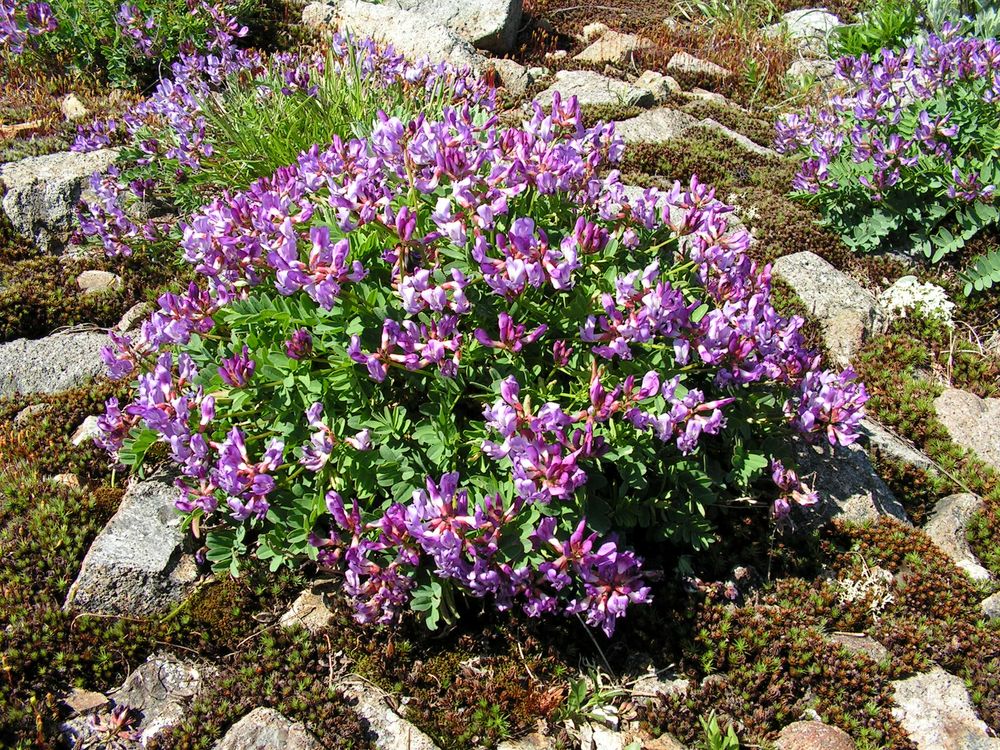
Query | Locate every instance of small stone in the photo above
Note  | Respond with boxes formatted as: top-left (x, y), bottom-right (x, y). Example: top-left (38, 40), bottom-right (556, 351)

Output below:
top-left (666, 51), bottom-right (731, 81)
top-left (76, 269), bottom-right (122, 295)
top-left (787, 59), bottom-right (836, 80)
top-left (51, 473), bottom-right (82, 490)
top-left (770, 8), bottom-right (842, 56)
top-left (70, 414), bottom-right (101, 446)
top-left (892, 667), bottom-right (1000, 750)
top-left (527, 66), bottom-right (549, 80)
top-left (574, 30), bottom-right (654, 66)
top-left (923, 493), bottom-right (991, 581)
top-left (828, 632), bottom-right (890, 662)
top-left (337, 678), bottom-right (441, 750)
top-left (65, 474), bottom-right (200, 617)
top-left (213, 707), bottom-right (321, 750)
top-left (982, 592), bottom-right (1000, 620)
top-left (772, 251), bottom-right (877, 367)
top-left (685, 87), bottom-right (729, 105)
top-left (794, 439), bottom-right (908, 525)
top-left (634, 70), bottom-right (680, 103)
top-left (580, 723), bottom-right (624, 750)
top-left (933, 388), bottom-right (1000, 472)
top-left (534, 70), bottom-right (655, 109)
top-left (614, 107), bottom-right (698, 144)
top-left (279, 589), bottom-right (335, 633)
top-left (62, 688), bottom-right (108, 716)
top-left (492, 58), bottom-right (532, 97)
top-left (117, 301), bottom-right (152, 332)
top-left (697, 117), bottom-right (778, 157)
top-left (0, 331), bottom-right (108, 399)
top-left (13, 402), bottom-right (51, 425)
top-left (61, 93), bottom-right (89, 122)
top-left (0, 148), bottom-right (119, 253)
top-left (775, 721), bottom-right (855, 750)
top-left (497, 732), bottom-right (554, 750)
top-left (545, 49), bottom-right (568, 60)
top-left (642, 734), bottom-right (687, 750)
top-left (581, 22), bottom-right (609, 43)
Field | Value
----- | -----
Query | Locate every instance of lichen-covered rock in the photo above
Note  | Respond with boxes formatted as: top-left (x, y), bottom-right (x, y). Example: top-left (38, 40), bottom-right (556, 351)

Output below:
top-left (666, 51), bottom-right (731, 81)
top-left (794, 439), bottom-right (908, 524)
top-left (384, 0), bottom-right (523, 54)
top-left (573, 29), bottom-right (654, 65)
top-left (923, 493), bottom-right (992, 581)
top-left (338, 678), bottom-right (441, 750)
top-left (614, 107), bottom-right (698, 144)
top-left (0, 331), bottom-right (107, 398)
top-left (775, 721), bottom-right (854, 750)
top-left (861, 419), bottom-right (936, 473)
top-left (213, 707), bottom-right (321, 750)
top-left (982, 592), bottom-right (1000, 620)
top-left (772, 251), bottom-right (877, 366)
top-left (933, 388), bottom-right (1000, 472)
top-left (0, 148), bottom-right (119, 253)
top-left (534, 70), bottom-right (655, 109)
top-left (828, 632), bottom-right (890, 662)
top-left (65, 474), bottom-right (200, 616)
top-left (302, 0), bottom-right (485, 70)
top-left (892, 667), bottom-right (1000, 750)
top-left (76, 269), bottom-right (122, 294)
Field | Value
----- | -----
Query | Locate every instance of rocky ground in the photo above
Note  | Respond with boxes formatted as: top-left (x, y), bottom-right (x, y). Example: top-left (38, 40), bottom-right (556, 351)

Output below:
top-left (2, 1), bottom-right (1000, 749)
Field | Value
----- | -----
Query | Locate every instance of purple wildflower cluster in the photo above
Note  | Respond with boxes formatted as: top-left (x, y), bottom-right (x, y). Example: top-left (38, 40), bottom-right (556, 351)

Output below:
top-left (775, 25), bottom-right (1000, 202)
top-left (96, 40), bottom-right (866, 633)
top-left (0, 0), bottom-right (55, 54)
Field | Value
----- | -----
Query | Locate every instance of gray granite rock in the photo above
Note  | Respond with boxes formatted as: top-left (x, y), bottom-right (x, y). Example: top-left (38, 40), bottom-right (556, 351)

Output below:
top-left (573, 29), bottom-right (653, 65)
top-left (772, 251), bottom-right (877, 366)
top-left (339, 678), bottom-right (441, 750)
top-left (769, 8), bottom-right (842, 56)
top-left (0, 331), bottom-right (107, 398)
top-left (666, 51), bottom-right (731, 80)
top-left (214, 707), bottom-right (320, 750)
top-left (535, 70), bottom-right (655, 109)
top-left (302, 0), bottom-right (485, 70)
top-left (776, 721), bottom-right (854, 750)
top-left (279, 589), bottom-right (336, 633)
top-left (696, 117), bottom-right (779, 157)
top-left (65, 474), bottom-right (200, 616)
top-left (634, 70), bottom-right (681, 103)
top-left (70, 414), bottom-right (101, 446)
top-left (892, 667), bottom-right (1000, 750)
top-left (933, 388), bottom-right (1000, 471)
top-left (861, 419), bottom-right (936, 473)
top-left (982, 592), bottom-right (1000, 620)
top-left (497, 733), bottom-right (556, 750)
top-left (0, 148), bottom-right (118, 253)
top-left (117, 301), bottom-right (153, 332)
top-left (828, 632), bottom-right (890, 662)
top-left (794, 439), bottom-right (908, 524)
top-left (787, 58), bottom-right (836, 80)
top-left (614, 107), bottom-right (698, 144)
top-left (923, 493), bottom-right (991, 581)
top-left (382, 0), bottom-right (522, 54)
top-left (62, 655), bottom-right (211, 747)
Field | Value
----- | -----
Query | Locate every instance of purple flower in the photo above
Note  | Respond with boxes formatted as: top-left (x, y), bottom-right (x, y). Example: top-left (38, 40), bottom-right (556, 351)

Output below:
top-left (285, 328), bottom-right (313, 359)
top-left (218, 345), bottom-right (255, 387)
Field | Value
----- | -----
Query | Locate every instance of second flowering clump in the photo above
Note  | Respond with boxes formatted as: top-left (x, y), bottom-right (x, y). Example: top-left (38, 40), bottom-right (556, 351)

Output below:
top-left (98, 78), bottom-right (866, 635)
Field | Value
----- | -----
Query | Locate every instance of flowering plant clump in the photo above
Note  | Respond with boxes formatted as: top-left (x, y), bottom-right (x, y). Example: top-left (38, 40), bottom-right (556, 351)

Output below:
top-left (97, 83), bottom-right (866, 635)
top-left (1, 0), bottom-right (246, 86)
top-left (73, 29), bottom-right (494, 258)
top-left (775, 25), bottom-right (1000, 294)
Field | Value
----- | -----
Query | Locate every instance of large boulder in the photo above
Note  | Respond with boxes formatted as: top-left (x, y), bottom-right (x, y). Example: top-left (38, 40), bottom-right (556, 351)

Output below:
top-left (933, 388), bottom-right (1000, 471)
top-left (214, 707), bottom-right (321, 750)
top-left (892, 667), bottom-right (1000, 750)
top-left (614, 107), bottom-right (698, 144)
top-left (794, 439), bottom-right (908, 525)
top-left (772, 251), bottom-right (877, 367)
top-left (923, 493), bottom-right (992, 581)
top-left (381, 0), bottom-right (522, 54)
top-left (534, 70), bottom-right (655, 109)
top-left (0, 148), bottom-right (118, 253)
top-left (65, 474), bottom-right (200, 617)
top-left (302, 0), bottom-right (485, 71)
top-left (0, 330), bottom-right (107, 398)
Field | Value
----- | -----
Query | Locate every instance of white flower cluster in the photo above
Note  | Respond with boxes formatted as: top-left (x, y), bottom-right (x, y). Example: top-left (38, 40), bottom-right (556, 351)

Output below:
top-left (877, 275), bottom-right (955, 327)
